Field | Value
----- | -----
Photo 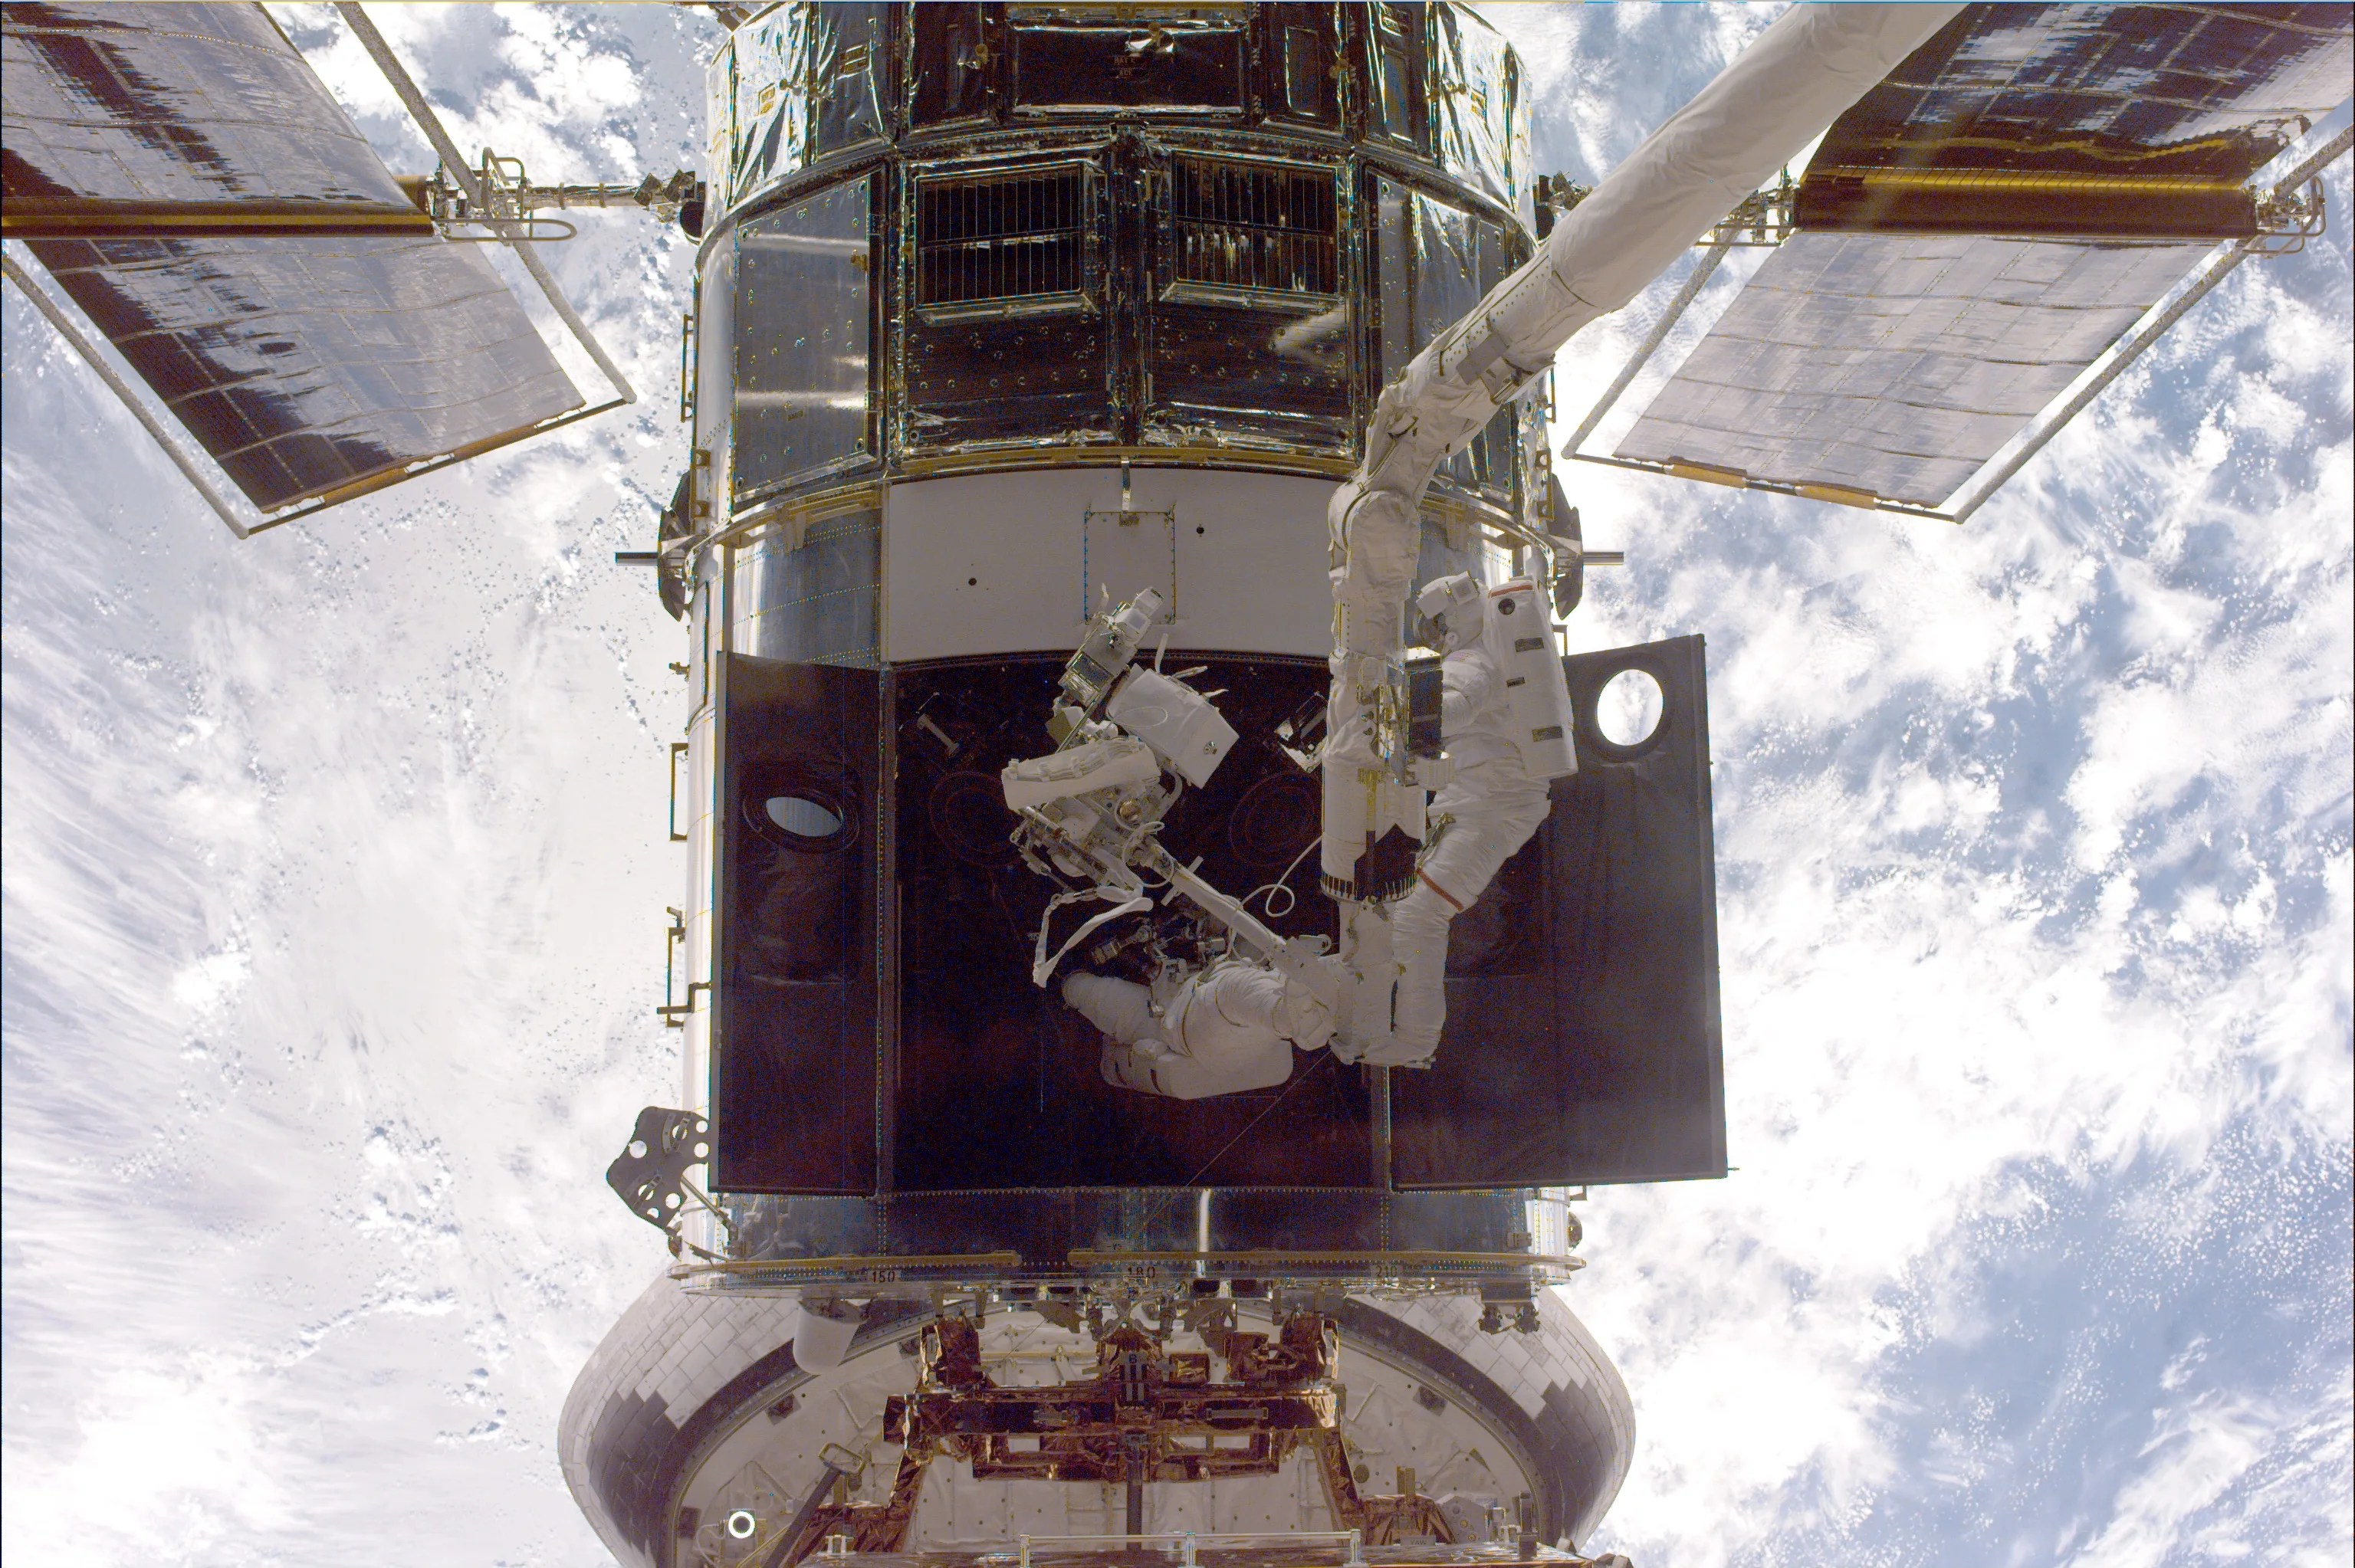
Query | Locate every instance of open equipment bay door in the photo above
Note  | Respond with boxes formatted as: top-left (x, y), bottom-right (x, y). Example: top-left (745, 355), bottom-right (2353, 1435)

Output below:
top-left (1395, 637), bottom-right (1722, 1189)
top-left (708, 635), bottom-right (1722, 1198)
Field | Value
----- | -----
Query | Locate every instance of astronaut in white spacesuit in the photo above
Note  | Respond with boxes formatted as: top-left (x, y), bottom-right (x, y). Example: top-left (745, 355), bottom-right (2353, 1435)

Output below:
top-left (1063, 961), bottom-right (1333, 1100)
top-left (1371, 571), bottom-right (1560, 1064)
top-left (1063, 570), bottom-right (1562, 1094)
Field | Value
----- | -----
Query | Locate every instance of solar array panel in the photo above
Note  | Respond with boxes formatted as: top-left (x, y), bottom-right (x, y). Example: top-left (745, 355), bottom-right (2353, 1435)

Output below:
top-left (28, 232), bottom-right (584, 511)
top-left (1616, 232), bottom-right (2208, 508)
top-left (2, 1), bottom-right (427, 231)
top-left (4, 2), bottom-right (584, 515)
top-left (1604, 2), bottom-right (2353, 510)
top-left (1805, 5), bottom-right (2353, 212)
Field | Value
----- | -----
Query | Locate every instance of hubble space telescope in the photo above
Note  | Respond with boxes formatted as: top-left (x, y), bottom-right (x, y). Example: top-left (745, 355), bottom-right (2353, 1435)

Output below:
top-left (5, 2), bottom-right (2350, 1565)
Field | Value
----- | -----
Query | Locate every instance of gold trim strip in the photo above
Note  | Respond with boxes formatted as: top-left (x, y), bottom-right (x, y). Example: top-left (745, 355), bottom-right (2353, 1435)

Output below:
top-left (1814, 166), bottom-right (2248, 197)
top-left (672, 1251), bottom-right (1026, 1278)
top-left (720, 479), bottom-right (888, 549)
top-left (1667, 460), bottom-right (1749, 489)
top-left (2, 198), bottom-right (437, 239)
top-left (888, 444), bottom-right (1357, 485)
top-left (1066, 1249), bottom-right (1583, 1271)
top-left (249, 397), bottom-right (619, 526)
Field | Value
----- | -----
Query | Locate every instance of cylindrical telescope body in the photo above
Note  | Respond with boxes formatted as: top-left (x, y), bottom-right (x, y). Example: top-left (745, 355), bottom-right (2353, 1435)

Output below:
top-left (671, 0), bottom-right (1553, 1257)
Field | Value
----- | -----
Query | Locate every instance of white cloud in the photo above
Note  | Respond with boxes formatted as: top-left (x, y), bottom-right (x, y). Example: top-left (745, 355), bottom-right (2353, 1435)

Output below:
top-left (4, 1356), bottom-right (295, 1563)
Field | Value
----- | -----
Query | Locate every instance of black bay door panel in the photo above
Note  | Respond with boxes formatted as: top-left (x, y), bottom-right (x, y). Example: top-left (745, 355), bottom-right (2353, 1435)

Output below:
top-left (888, 655), bottom-right (1368, 1191)
top-left (1393, 635), bottom-right (1726, 1189)
top-left (714, 654), bottom-right (880, 1193)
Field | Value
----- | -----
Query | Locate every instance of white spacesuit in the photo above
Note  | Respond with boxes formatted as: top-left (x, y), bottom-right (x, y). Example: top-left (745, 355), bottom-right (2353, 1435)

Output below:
top-left (1066, 571), bottom-right (1565, 1090)
top-left (1063, 961), bottom-right (1334, 1100)
top-left (1371, 572), bottom-right (1561, 1064)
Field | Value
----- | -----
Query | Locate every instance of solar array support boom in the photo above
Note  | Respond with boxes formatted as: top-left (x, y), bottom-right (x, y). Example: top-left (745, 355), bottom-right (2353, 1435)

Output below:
top-left (1555, 0), bottom-right (2353, 528)
top-left (1558, 119), bottom-right (2351, 524)
top-left (332, 2), bottom-right (637, 408)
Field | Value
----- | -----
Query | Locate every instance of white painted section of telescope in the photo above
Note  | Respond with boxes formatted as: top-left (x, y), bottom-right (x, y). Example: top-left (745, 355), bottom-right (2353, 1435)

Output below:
top-left (886, 468), bottom-right (1337, 662)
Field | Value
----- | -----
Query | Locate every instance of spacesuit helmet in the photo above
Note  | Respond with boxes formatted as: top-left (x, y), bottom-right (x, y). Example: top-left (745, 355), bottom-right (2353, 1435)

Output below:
top-left (1414, 572), bottom-right (1485, 654)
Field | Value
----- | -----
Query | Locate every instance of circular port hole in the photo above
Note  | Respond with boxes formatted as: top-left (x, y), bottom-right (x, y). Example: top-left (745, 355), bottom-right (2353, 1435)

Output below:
top-left (766, 795), bottom-right (843, 839)
top-left (743, 771), bottom-right (856, 854)
top-left (1229, 772), bottom-right (1320, 869)
top-left (1596, 668), bottom-right (1664, 748)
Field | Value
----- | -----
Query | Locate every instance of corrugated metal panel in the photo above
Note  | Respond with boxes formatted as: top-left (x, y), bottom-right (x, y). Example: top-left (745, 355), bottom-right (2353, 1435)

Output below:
top-left (1614, 231), bottom-right (2206, 507)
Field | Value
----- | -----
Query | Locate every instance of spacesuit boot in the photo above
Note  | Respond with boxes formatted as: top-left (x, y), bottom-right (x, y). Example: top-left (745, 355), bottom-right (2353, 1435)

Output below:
top-left (1063, 964), bottom-right (1327, 1100)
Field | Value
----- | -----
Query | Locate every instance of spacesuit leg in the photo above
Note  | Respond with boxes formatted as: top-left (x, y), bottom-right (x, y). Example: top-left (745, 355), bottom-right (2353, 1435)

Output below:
top-left (1063, 972), bottom-right (1161, 1045)
top-left (1063, 967), bottom-right (1306, 1100)
top-left (1385, 759), bottom-right (1554, 1060)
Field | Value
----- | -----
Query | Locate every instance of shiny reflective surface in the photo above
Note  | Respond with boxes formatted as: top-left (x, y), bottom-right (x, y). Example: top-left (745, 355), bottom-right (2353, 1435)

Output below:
top-left (1427, 3), bottom-right (1527, 220)
top-left (724, 1), bottom-right (889, 208)
top-left (1798, 2), bottom-right (2355, 236)
top-left (701, 1188), bottom-right (1578, 1284)
top-left (2, 1), bottom-right (416, 212)
top-left (1010, 12), bottom-right (1246, 117)
top-left (899, 146), bottom-right (1116, 454)
top-left (734, 507), bottom-right (883, 666)
top-left (688, 5), bottom-right (1558, 1227)
top-left (696, 2), bottom-right (1538, 520)
top-left (1617, 231), bottom-right (2210, 507)
top-left (4, 0), bottom-right (584, 512)
top-left (735, 176), bottom-right (875, 501)
top-left (1149, 151), bottom-right (1349, 452)
top-left (30, 231), bottom-right (582, 510)
top-left (1361, 2), bottom-right (1424, 151)
top-left (1373, 173), bottom-right (1519, 504)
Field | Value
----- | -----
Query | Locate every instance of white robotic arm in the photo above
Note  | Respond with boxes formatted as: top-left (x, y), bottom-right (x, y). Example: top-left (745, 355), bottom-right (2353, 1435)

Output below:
top-left (1325, 1), bottom-right (1960, 756)
top-left (1322, 4), bottom-right (1962, 1049)
top-left (1319, 2), bottom-right (1959, 880)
